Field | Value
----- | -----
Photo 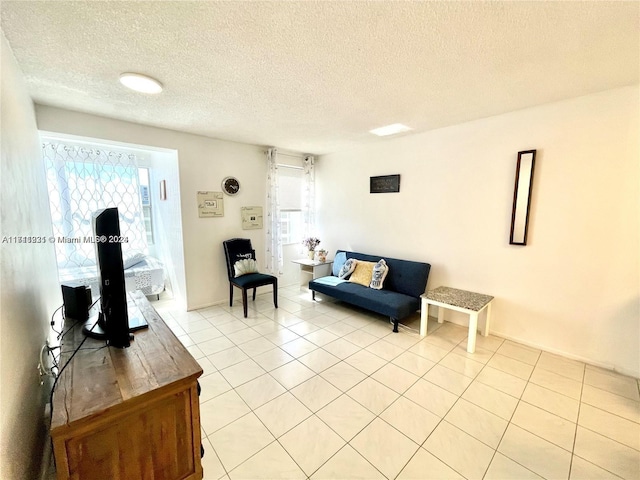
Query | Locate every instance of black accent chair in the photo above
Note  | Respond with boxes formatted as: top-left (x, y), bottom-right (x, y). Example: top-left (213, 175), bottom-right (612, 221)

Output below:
top-left (223, 238), bottom-right (278, 318)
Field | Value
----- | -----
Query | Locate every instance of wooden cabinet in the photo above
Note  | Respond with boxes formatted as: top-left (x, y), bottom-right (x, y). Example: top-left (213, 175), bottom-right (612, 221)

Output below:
top-left (51, 291), bottom-right (203, 480)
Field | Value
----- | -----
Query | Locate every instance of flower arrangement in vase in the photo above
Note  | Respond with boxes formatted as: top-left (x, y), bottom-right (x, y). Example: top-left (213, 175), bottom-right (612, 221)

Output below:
top-left (302, 237), bottom-right (320, 260)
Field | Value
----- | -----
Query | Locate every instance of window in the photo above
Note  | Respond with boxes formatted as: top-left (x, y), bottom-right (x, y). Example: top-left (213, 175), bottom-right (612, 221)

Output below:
top-left (138, 167), bottom-right (154, 245)
top-left (278, 166), bottom-right (304, 245)
top-left (280, 210), bottom-right (302, 244)
top-left (42, 141), bottom-right (149, 272)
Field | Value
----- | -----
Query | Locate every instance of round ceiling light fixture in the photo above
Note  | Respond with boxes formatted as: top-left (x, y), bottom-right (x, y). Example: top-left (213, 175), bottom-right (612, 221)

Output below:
top-left (119, 72), bottom-right (163, 94)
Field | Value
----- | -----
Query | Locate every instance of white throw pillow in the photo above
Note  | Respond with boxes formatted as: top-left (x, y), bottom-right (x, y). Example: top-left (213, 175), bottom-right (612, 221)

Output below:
top-left (234, 258), bottom-right (258, 277)
top-left (123, 252), bottom-right (146, 269)
top-left (338, 258), bottom-right (357, 279)
top-left (369, 259), bottom-right (389, 290)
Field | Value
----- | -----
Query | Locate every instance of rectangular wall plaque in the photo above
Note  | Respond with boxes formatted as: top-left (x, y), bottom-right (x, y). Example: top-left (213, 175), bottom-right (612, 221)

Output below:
top-left (370, 174), bottom-right (400, 193)
top-left (197, 191), bottom-right (224, 217)
top-left (241, 206), bottom-right (263, 230)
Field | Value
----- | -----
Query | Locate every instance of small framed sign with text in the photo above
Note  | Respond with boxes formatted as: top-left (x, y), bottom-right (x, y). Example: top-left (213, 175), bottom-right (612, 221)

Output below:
top-left (370, 174), bottom-right (400, 193)
top-left (241, 206), bottom-right (263, 230)
top-left (197, 191), bottom-right (224, 217)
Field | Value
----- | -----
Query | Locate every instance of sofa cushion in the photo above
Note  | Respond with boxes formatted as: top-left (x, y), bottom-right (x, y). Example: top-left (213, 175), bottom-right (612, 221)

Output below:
top-left (339, 251), bottom-right (430, 298)
top-left (332, 251), bottom-right (347, 276)
top-left (370, 259), bottom-right (389, 290)
top-left (313, 276), bottom-right (347, 287)
top-left (232, 272), bottom-right (275, 287)
top-left (338, 258), bottom-right (357, 279)
top-left (349, 261), bottom-right (375, 286)
top-left (309, 280), bottom-right (420, 320)
top-left (309, 250), bottom-right (430, 324)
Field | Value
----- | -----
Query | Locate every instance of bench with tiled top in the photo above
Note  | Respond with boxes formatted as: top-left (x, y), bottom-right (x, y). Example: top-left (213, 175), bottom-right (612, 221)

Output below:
top-left (420, 286), bottom-right (494, 353)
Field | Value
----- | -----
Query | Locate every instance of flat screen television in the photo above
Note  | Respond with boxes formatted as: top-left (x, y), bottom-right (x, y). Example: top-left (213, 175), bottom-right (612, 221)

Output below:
top-left (82, 207), bottom-right (131, 348)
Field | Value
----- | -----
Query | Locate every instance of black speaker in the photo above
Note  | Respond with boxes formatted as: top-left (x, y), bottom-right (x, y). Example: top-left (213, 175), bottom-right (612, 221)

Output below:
top-left (61, 284), bottom-right (92, 321)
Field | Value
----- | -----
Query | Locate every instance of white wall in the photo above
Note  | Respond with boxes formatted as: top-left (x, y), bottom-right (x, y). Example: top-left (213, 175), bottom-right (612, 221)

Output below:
top-left (317, 86), bottom-right (639, 377)
top-left (32, 89), bottom-right (639, 376)
top-left (0, 33), bottom-right (60, 479)
top-left (145, 149), bottom-right (187, 306)
top-left (35, 106), bottom-right (268, 310)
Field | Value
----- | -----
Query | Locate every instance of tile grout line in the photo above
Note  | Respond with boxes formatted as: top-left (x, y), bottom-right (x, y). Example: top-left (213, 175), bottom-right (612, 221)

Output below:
top-left (168, 290), bottom-right (640, 480)
top-left (202, 299), bottom-right (401, 479)
top-left (216, 306), bottom-right (467, 478)
top-left (394, 333), bottom-right (501, 480)
top-left (462, 336), bottom-right (508, 480)
top-left (247, 307), bottom-right (436, 479)
top-left (567, 364), bottom-right (586, 480)
top-left (478, 341), bottom-right (541, 479)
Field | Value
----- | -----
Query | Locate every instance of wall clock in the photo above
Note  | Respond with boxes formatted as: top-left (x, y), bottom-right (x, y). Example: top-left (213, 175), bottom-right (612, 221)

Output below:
top-left (222, 176), bottom-right (240, 196)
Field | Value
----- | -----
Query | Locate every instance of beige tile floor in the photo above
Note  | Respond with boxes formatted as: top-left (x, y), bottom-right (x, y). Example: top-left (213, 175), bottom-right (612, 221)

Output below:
top-left (154, 285), bottom-right (640, 480)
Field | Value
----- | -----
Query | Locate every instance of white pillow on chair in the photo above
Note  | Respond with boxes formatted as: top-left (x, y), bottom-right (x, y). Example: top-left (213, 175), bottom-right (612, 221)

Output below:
top-left (234, 258), bottom-right (259, 277)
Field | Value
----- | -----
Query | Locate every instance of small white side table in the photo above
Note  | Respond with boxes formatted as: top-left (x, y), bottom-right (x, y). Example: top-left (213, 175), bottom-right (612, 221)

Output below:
top-left (291, 259), bottom-right (333, 286)
top-left (420, 286), bottom-right (494, 353)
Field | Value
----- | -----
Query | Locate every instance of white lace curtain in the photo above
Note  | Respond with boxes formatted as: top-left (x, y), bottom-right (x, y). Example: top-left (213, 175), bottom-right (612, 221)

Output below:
top-left (302, 155), bottom-right (316, 242)
top-left (265, 150), bottom-right (316, 274)
top-left (265, 148), bottom-right (283, 274)
top-left (42, 141), bottom-right (148, 272)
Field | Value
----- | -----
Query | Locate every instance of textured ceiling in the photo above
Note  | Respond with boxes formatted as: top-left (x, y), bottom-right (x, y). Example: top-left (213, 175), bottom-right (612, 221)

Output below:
top-left (1, 1), bottom-right (638, 154)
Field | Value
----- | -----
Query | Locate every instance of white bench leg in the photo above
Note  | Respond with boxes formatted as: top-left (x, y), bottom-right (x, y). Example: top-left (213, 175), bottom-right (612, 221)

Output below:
top-left (467, 312), bottom-right (478, 353)
top-left (482, 301), bottom-right (492, 337)
top-left (420, 298), bottom-right (428, 337)
top-left (437, 306), bottom-right (445, 324)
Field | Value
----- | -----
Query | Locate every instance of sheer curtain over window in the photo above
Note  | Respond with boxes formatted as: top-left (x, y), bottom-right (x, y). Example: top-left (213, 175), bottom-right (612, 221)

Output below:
top-left (42, 141), bottom-right (148, 273)
top-left (265, 148), bottom-right (283, 274)
top-left (302, 155), bottom-right (316, 240)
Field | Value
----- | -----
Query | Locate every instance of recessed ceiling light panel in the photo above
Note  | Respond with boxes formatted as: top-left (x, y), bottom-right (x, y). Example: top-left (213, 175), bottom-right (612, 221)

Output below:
top-left (119, 72), bottom-right (163, 94)
top-left (369, 123), bottom-right (412, 137)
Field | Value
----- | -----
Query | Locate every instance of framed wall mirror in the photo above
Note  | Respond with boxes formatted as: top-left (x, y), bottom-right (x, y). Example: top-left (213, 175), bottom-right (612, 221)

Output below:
top-left (509, 150), bottom-right (536, 245)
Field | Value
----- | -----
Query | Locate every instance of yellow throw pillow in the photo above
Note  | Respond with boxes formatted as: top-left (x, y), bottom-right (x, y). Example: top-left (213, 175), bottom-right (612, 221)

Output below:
top-left (349, 261), bottom-right (375, 286)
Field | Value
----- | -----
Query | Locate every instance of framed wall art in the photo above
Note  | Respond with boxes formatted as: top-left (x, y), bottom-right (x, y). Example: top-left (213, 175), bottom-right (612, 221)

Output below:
top-left (509, 150), bottom-right (536, 245)
top-left (370, 174), bottom-right (400, 193)
top-left (197, 191), bottom-right (224, 218)
top-left (241, 206), bottom-right (263, 230)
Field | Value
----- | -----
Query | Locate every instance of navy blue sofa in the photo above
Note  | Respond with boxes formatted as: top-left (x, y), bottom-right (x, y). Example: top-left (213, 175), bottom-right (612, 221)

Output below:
top-left (308, 250), bottom-right (431, 332)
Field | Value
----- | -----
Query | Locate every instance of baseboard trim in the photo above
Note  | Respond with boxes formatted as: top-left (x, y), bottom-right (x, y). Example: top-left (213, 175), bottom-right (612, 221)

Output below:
top-left (436, 315), bottom-right (638, 379)
top-left (491, 329), bottom-right (639, 379)
top-left (39, 404), bottom-right (54, 480)
top-left (187, 299), bottom-right (227, 311)
top-left (187, 285), bottom-right (280, 312)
